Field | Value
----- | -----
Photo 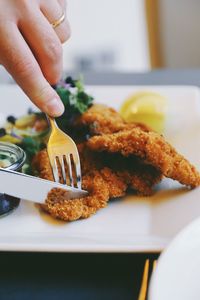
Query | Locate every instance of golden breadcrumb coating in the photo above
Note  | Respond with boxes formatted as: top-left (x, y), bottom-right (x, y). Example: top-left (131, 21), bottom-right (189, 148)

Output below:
top-left (32, 141), bottom-right (162, 221)
top-left (78, 143), bottom-right (162, 195)
top-left (74, 104), bottom-right (151, 136)
top-left (32, 150), bottom-right (127, 221)
top-left (42, 171), bottom-right (110, 221)
top-left (87, 128), bottom-right (200, 188)
top-left (32, 103), bottom-right (200, 221)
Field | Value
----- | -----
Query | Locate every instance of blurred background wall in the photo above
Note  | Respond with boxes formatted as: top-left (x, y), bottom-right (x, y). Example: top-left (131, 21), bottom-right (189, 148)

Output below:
top-left (64, 0), bottom-right (200, 72)
top-left (159, 0), bottom-right (200, 68)
top-left (63, 0), bottom-right (150, 72)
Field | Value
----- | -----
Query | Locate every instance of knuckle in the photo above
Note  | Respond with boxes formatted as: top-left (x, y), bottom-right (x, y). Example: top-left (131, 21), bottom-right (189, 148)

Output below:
top-left (46, 40), bottom-right (62, 63)
top-left (32, 84), bottom-right (54, 106)
top-left (12, 57), bottom-right (35, 79)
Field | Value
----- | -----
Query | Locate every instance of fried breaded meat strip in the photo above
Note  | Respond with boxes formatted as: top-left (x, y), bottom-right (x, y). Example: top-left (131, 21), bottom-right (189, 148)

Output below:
top-left (74, 104), bottom-right (151, 136)
top-left (32, 141), bottom-right (162, 221)
top-left (32, 103), bottom-right (200, 222)
top-left (32, 149), bottom-right (127, 221)
top-left (87, 128), bottom-right (200, 188)
top-left (77, 143), bottom-right (162, 195)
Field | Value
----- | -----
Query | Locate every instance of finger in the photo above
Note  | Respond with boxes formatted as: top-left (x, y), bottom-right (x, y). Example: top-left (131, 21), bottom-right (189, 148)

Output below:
top-left (18, 7), bottom-right (63, 85)
top-left (0, 22), bottom-right (64, 117)
top-left (40, 0), bottom-right (71, 43)
top-left (57, 0), bottom-right (66, 8)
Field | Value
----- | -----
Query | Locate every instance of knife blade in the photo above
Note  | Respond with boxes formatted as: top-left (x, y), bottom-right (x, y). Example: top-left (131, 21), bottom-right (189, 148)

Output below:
top-left (0, 167), bottom-right (88, 204)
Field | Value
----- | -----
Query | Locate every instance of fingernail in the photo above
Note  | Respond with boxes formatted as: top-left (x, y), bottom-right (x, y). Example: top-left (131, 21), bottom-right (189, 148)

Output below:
top-left (45, 98), bottom-right (64, 116)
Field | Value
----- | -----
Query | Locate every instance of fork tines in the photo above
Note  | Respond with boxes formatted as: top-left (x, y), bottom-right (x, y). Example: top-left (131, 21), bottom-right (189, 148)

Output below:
top-left (52, 153), bottom-right (81, 189)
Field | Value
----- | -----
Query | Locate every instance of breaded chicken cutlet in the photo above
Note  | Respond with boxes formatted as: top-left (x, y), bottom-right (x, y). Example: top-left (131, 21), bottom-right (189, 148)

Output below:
top-left (78, 143), bottom-right (162, 196)
top-left (33, 143), bottom-right (162, 221)
top-left (73, 104), bottom-right (151, 136)
top-left (75, 104), bottom-right (200, 188)
top-left (87, 128), bottom-right (200, 188)
top-left (33, 149), bottom-right (127, 221)
top-left (32, 103), bottom-right (200, 221)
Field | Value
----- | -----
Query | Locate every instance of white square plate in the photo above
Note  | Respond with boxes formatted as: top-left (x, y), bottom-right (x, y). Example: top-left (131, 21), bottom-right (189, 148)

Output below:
top-left (0, 84), bottom-right (200, 253)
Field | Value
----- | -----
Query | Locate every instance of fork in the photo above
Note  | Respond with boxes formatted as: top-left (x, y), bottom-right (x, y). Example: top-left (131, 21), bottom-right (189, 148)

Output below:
top-left (47, 116), bottom-right (82, 189)
top-left (137, 259), bottom-right (157, 300)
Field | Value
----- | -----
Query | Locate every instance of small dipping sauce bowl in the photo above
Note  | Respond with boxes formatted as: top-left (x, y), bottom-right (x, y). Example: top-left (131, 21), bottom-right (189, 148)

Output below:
top-left (0, 142), bottom-right (26, 217)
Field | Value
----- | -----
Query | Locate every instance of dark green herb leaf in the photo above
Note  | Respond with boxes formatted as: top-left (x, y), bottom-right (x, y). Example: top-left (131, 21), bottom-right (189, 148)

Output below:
top-left (55, 77), bottom-right (94, 131)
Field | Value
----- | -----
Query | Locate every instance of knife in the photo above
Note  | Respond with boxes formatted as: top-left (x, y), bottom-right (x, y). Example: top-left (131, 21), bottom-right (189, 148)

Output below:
top-left (0, 167), bottom-right (88, 204)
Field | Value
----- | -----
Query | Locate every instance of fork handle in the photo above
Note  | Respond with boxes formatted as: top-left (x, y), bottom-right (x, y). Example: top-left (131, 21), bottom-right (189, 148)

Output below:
top-left (46, 115), bottom-right (58, 131)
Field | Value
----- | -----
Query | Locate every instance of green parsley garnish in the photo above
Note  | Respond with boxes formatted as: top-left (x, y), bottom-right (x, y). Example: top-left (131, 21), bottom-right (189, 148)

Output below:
top-left (55, 76), bottom-right (94, 131)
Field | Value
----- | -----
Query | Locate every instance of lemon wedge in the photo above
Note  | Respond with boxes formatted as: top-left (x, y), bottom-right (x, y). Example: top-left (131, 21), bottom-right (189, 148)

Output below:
top-left (120, 91), bottom-right (167, 133)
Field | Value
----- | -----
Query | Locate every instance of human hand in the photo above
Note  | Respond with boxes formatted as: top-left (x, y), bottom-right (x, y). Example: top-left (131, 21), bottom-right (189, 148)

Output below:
top-left (0, 0), bottom-right (70, 116)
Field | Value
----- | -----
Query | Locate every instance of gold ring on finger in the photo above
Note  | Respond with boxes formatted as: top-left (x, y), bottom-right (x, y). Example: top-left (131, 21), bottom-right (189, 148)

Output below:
top-left (51, 11), bottom-right (66, 29)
